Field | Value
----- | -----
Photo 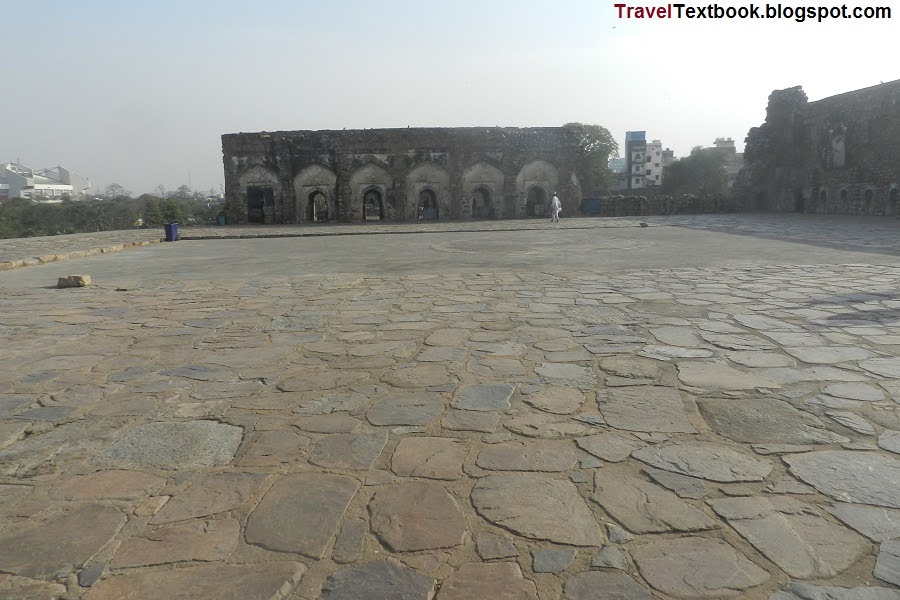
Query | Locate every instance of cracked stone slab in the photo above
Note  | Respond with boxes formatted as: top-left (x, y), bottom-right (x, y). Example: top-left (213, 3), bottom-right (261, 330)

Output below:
top-left (83, 561), bottom-right (305, 600)
top-left (823, 383), bottom-right (886, 402)
top-left (632, 442), bottom-right (772, 482)
top-left (770, 582), bottom-right (900, 600)
top-left (523, 387), bottom-right (586, 414)
top-left (640, 345), bottom-right (714, 360)
top-left (632, 537), bottom-right (769, 598)
top-left (238, 429), bottom-right (310, 466)
top-left (677, 361), bottom-right (781, 390)
top-left (785, 451), bottom-right (900, 508)
top-left (564, 571), bottom-right (655, 600)
top-left (725, 351), bottom-right (795, 368)
top-left (825, 503), bottom-right (900, 542)
top-left (643, 467), bottom-right (709, 499)
top-left (438, 562), bottom-right (538, 599)
top-left (151, 472), bottom-right (267, 524)
top-left (320, 561), bottom-right (435, 600)
top-left (709, 496), bottom-right (868, 579)
top-left (598, 386), bottom-right (697, 433)
top-left (245, 473), bottom-right (358, 559)
top-left (111, 518), bottom-right (240, 568)
top-left (535, 363), bottom-right (597, 388)
top-left (576, 432), bottom-right (646, 463)
top-left (0, 575), bottom-right (67, 600)
top-left (450, 383), bottom-right (514, 412)
top-left (332, 518), bottom-right (367, 564)
top-left (278, 369), bottom-right (370, 392)
top-left (366, 392), bottom-right (445, 426)
top-left (827, 411), bottom-right (876, 435)
top-left (697, 397), bottom-right (848, 445)
top-left (784, 346), bottom-right (874, 364)
top-left (475, 532), bottom-right (519, 559)
top-left (369, 482), bottom-right (466, 552)
top-left (92, 420), bottom-right (243, 470)
top-left (308, 432), bottom-right (387, 470)
top-left (879, 431), bottom-right (900, 455)
top-left (53, 470), bottom-right (166, 500)
top-left (471, 474), bottom-right (603, 546)
top-left (591, 546), bottom-right (628, 570)
top-left (875, 540), bottom-right (900, 586)
top-left (476, 440), bottom-right (578, 472)
top-left (860, 358), bottom-right (900, 378)
top-left (504, 413), bottom-right (592, 439)
top-left (391, 437), bottom-right (466, 480)
top-left (383, 364), bottom-right (456, 388)
top-left (441, 410), bottom-right (499, 432)
top-left (533, 548), bottom-right (577, 573)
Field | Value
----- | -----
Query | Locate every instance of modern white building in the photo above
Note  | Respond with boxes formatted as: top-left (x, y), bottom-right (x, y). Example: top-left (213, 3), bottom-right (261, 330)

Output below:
top-left (0, 163), bottom-right (91, 201)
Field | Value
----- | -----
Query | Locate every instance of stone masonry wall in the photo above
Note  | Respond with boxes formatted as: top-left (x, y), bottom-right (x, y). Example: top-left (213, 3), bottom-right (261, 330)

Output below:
top-left (735, 80), bottom-right (900, 216)
top-left (221, 128), bottom-right (583, 224)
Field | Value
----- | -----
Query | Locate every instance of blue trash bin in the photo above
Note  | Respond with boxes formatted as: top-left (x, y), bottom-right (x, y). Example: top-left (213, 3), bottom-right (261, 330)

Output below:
top-left (164, 222), bottom-right (179, 242)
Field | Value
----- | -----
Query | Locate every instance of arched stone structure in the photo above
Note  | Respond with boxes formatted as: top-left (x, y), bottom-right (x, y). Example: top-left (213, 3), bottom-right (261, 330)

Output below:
top-left (516, 160), bottom-right (559, 218)
top-left (461, 162), bottom-right (504, 219)
top-left (238, 165), bottom-right (281, 224)
top-left (348, 163), bottom-right (393, 222)
top-left (293, 165), bottom-right (337, 223)
top-left (406, 163), bottom-right (450, 221)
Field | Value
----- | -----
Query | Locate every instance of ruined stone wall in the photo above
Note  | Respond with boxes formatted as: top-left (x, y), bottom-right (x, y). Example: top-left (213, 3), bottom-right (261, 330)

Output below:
top-left (593, 194), bottom-right (740, 217)
top-left (221, 128), bottom-right (583, 224)
top-left (736, 80), bottom-right (900, 216)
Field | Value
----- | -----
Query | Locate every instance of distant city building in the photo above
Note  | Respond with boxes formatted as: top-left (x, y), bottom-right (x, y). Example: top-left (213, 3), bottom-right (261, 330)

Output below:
top-left (623, 132), bottom-right (674, 189)
top-left (706, 138), bottom-right (745, 189)
top-left (608, 157), bottom-right (628, 191)
top-left (0, 163), bottom-right (91, 201)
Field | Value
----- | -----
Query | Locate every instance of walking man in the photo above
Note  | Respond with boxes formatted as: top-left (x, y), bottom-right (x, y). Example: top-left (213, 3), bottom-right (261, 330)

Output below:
top-left (550, 192), bottom-right (561, 223)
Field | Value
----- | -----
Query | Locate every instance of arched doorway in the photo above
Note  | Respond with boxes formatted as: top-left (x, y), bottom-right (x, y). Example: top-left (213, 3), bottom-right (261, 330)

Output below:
top-left (526, 187), bottom-right (547, 217)
top-left (839, 188), bottom-right (849, 213)
top-left (793, 188), bottom-right (805, 213)
top-left (307, 191), bottom-right (329, 222)
top-left (472, 187), bottom-right (494, 219)
top-left (863, 189), bottom-right (874, 214)
top-left (890, 188), bottom-right (899, 215)
top-left (363, 189), bottom-right (384, 221)
top-left (417, 189), bottom-right (439, 220)
top-left (247, 186), bottom-right (274, 224)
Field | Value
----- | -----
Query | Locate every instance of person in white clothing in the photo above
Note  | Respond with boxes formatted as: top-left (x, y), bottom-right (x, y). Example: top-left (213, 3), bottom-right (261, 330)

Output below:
top-left (550, 192), bottom-right (561, 222)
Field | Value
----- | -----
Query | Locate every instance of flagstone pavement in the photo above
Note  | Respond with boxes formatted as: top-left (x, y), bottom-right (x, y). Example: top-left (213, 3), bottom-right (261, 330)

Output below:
top-left (0, 214), bottom-right (899, 599)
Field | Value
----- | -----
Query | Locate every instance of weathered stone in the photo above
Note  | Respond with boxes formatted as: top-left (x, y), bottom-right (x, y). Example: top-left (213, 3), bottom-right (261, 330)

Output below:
top-left (593, 470), bottom-right (715, 533)
top-left (416, 346), bottom-right (467, 362)
top-left (426, 328), bottom-right (469, 346)
top-left (13, 406), bottom-right (75, 421)
top-left (92, 420), bottom-right (243, 470)
top-left (600, 357), bottom-right (662, 381)
top-left (564, 572), bottom-right (655, 600)
top-left (332, 518), bottom-right (367, 564)
top-left (245, 473), bottom-right (358, 559)
top-left (785, 451), bottom-right (900, 508)
top-left (875, 540), bottom-right (900, 586)
top-left (294, 413), bottom-right (362, 433)
top-left (640, 345), bottom-right (714, 360)
top-left (400, 551), bottom-right (449, 574)
top-left (591, 546), bottom-right (628, 570)
top-left (0, 504), bottom-right (125, 578)
top-left (725, 351), bottom-right (794, 367)
top-left (784, 346), bottom-right (874, 364)
top-left (697, 397), bottom-right (848, 444)
top-left (633, 442), bottom-right (772, 482)
top-left (533, 548), bottom-right (577, 573)
top-left (83, 561), bottom-right (305, 600)
top-left (879, 430), bottom-right (900, 455)
top-left (451, 383), bottom-right (514, 412)
top-left (151, 472), bottom-right (267, 524)
top-left (504, 413), bottom-right (592, 438)
top-left (57, 274), bottom-right (91, 288)
top-left (438, 562), bottom-right (538, 599)
top-left (825, 503), bottom-right (900, 542)
top-left (535, 363), bottom-right (597, 388)
top-left (278, 369), bottom-right (369, 392)
top-left (112, 518), bottom-right (240, 568)
top-left (709, 496), bottom-right (868, 579)
top-left (471, 474), bottom-right (603, 546)
top-left (370, 482), bottom-right (466, 551)
top-left (827, 411), bottom-right (876, 435)
top-left (441, 409), bottom-right (499, 432)
top-left (632, 537), bottom-right (769, 598)
top-left (308, 432), bottom-right (387, 470)
top-left (391, 437), bottom-right (466, 480)
top-left (860, 357), bottom-right (900, 378)
top-left (0, 575), bottom-right (67, 600)
top-left (523, 387), bottom-right (585, 414)
top-left (321, 561), bottom-right (434, 600)
top-left (367, 392), bottom-right (445, 426)
top-left (477, 440), bottom-right (578, 472)
top-left (677, 361), bottom-right (781, 390)
top-left (576, 432), bottom-right (646, 463)
top-left (382, 364), bottom-right (455, 388)
top-left (766, 475), bottom-right (816, 494)
top-left (770, 582), bottom-right (900, 600)
top-left (238, 429), bottom-right (310, 466)
top-left (606, 522), bottom-right (636, 543)
top-left (598, 386), bottom-right (697, 433)
top-left (752, 443), bottom-right (814, 455)
top-left (475, 532), bottom-right (519, 559)
top-left (823, 383), bottom-right (886, 402)
top-left (79, 563), bottom-right (106, 587)
top-left (54, 469), bottom-right (166, 500)
top-left (295, 392), bottom-right (368, 416)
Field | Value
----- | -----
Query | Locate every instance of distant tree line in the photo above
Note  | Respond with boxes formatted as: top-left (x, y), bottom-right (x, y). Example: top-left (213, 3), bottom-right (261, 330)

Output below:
top-left (0, 184), bottom-right (223, 239)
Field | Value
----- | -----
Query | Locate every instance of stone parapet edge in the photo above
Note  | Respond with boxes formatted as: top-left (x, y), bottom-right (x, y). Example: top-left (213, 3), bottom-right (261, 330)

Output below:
top-left (0, 239), bottom-right (163, 272)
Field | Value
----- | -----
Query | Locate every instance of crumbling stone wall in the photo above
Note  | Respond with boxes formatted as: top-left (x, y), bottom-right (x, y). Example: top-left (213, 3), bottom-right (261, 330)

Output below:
top-left (593, 194), bottom-right (740, 217)
top-left (735, 80), bottom-right (900, 216)
top-left (221, 128), bottom-right (583, 224)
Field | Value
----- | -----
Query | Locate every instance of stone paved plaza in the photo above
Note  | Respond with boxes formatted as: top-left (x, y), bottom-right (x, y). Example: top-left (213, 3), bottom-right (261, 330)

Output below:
top-left (1, 214), bottom-right (899, 599)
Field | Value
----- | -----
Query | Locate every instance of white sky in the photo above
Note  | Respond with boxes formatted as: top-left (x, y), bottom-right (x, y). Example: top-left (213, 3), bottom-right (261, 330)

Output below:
top-left (3, 0), bottom-right (897, 195)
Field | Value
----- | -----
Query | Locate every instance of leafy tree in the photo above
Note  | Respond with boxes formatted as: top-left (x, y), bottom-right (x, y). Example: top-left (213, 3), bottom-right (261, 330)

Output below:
top-left (563, 123), bottom-right (620, 195)
top-left (662, 147), bottom-right (728, 196)
top-left (104, 183), bottom-right (131, 199)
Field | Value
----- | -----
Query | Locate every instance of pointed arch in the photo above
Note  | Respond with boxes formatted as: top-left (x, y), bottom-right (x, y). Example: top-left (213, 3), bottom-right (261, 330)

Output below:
top-left (349, 163), bottom-right (393, 222)
top-left (293, 165), bottom-right (337, 223)
top-left (516, 159), bottom-right (559, 218)
top-left (462, 161), bottom-right (505, 219)
top-left (238, 165), bottom-right (281, 224)
top-left (406, 162), bottom-right (450, 220)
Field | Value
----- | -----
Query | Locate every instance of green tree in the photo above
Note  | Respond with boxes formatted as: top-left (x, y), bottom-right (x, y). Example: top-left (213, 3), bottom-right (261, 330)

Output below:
top-left (564, 122), bottom-right (620, 195)
top-left (662, 147), bottom-right (728, 196)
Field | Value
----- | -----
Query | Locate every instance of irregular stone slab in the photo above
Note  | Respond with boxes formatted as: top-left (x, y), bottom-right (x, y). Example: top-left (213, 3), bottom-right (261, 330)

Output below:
top-left (295, 392), bottom-right (368, 416)
top-left (825, 503), bottom-right (900, 542)
top-left (278, 369), bottom-right (369, 392)
top-left (438, 562), bottom-right (538, 599)
top-left (760, 366), bottom-right (869, 384)
top-left (767, 475), bottom-right (816, 494)
top-left (426, 328), bottom-right (469, 346)
top-left (640, 345), bottom-right (714, 360)
top-left (451, 383), bottom-right (514, 412)
top-left (471, 474), bottom-right (602, 546)
top-left (593, 470), bottom-right (715, 533)
top-left (332, 518), bottom-right (367, 564)
top-left (475, 532), bottom-right (519, 559)
top-left (875, 540), bottom-right (900, 586)
top-left (294, 414), bottom-right (362, 433)
top-left (366, 392), bottom-right (445, 426)
top-left (677, 361), bottom-right (781, 390)
top-left (92, 420), bottom-right (243, 470)
top-left (477, 440), bottom-right (578, 472)
top-left (504, 413), bottom-right (592, 439)
top-left (238, 429), bottom-right (310, 466)
top-left (633, 442), bottom-right (772, 482)
top-left (643, 467), bottom-right (709, 499)
top-left (785, 451), bottom-right (900, 508)
top-left (12, 406), bottom-right (74, 421)
top-left (879, 431), bottom-right (900, 455)
top-left (591, 546), bottom-right (628, 570)
top-left (442, 410), bottom-right (499, 432)
top-left (54, 470), bottom-right (166, 500)
top-left (83, 561), bottom-right (305, 600)
top-left (726, 351), bottom-right (794, 368)
top-left (535, 363), bottom-right (597, 389)
top-left (599, 355), bottom-right (663, 379)
top-left (576, 432), bottom-right (646, 463)
top-left (771, 582), bottom-right (900, 600)
top-left (320, 561), bottom-right (434, 600)
top-left (523, 387), bottom-right (585, 414)
top-left (710, 496), bottom-right (868, 579)
top-left (0, 574), bottom-right (67, 599)
top-left (382, 364), bottom-right (455, 388)
top-left (860, 357), bottom-right (900, 378)
top-left (112, 518), bottom-right (240, 568)
top-left (632, 537), bottom-right (769, 598)
top-left (651, 326), bottom-right (703, 347)
top-left (785, 346), bottom-right (874, 364)
top-left (697, 397), bottom-right (848, 445)
top-left (0, 504), bottom-right (126, 578)
top-left (827, 411), bottom-right (876, 435)
top-left (391, 437), bottom-right (466, 480)
top-left (533, 548), bottom-right (577, 573)
top-left (151, 472), bottom-right (267, 524)
top-left (468, 357), bottom-right (526, 376)
top-left (370, 482), bottom-right (466, 551)
top-left (598, 386), bottom-right (697, 433)
top-left (0, 395), bottom-right (31, 417)
top-left (417, 346), bottom-right (467, 362)
top-left (607, 522), bottom-right (636, 543)
top-left (824, 383), bottom-right (886, 402)
top-left (308, 432), bottom-right (387, 470)
top-left (246, 473), bottom-right (358, 559)
top-left (564, 571), bottom-right (655, 600)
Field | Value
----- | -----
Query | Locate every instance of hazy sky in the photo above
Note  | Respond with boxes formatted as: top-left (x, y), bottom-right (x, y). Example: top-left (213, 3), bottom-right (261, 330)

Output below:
top-left (4, 0), bottom-right (896, 196)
